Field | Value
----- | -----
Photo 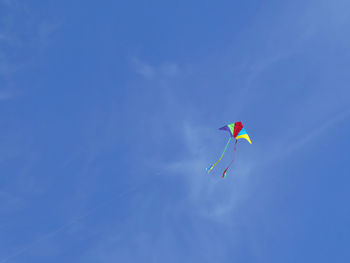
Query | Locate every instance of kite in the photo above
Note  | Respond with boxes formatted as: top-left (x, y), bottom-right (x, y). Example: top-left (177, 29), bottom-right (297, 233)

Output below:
top-left (206, 121), bottom-right (252, 178)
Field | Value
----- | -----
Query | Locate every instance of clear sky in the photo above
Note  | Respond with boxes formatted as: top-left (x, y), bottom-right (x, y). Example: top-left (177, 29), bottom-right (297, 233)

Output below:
top-left (1, 0), bottom-right (350, 262)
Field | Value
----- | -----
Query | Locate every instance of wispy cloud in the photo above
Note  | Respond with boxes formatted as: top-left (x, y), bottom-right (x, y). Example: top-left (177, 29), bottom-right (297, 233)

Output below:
top-left (151, 120), bottom-right (255, 223)
top-left (0, 1), bottom-right (61, 95)
top-left (130, 58), bottom-right (156, 79)
top-left (130, 57), bottom-right (181, 80)
top-left (279, 108), bottom-right (350, 159)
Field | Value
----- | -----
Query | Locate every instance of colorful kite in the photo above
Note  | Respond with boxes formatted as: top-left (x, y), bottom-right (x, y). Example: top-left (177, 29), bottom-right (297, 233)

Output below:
top-left (206, 121), bottom-right (252, 178)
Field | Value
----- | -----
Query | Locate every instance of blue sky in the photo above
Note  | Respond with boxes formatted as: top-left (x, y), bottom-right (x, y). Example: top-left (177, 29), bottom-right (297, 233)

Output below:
top-left (1, 0), bottom-right (350, 262)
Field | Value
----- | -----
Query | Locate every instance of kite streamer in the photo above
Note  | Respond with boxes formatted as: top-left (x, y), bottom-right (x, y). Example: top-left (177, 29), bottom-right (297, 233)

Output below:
top-left (222, 139), bottom-right (238, 178)
top-left (206, 137), bottom-right (232, 173)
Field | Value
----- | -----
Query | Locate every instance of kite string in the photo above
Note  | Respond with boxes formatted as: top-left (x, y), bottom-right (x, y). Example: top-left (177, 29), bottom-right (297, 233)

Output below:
top-left (206, 137), bottom-right (232, 173)
top-left (222, 139), bottom-right (238, 178)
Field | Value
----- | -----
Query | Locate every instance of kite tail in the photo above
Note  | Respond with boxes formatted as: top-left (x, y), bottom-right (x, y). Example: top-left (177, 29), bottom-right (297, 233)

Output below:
top-left (206, 137), bottom-right (232, 173)
top-left (222, 139), bottom-right (238, 178)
